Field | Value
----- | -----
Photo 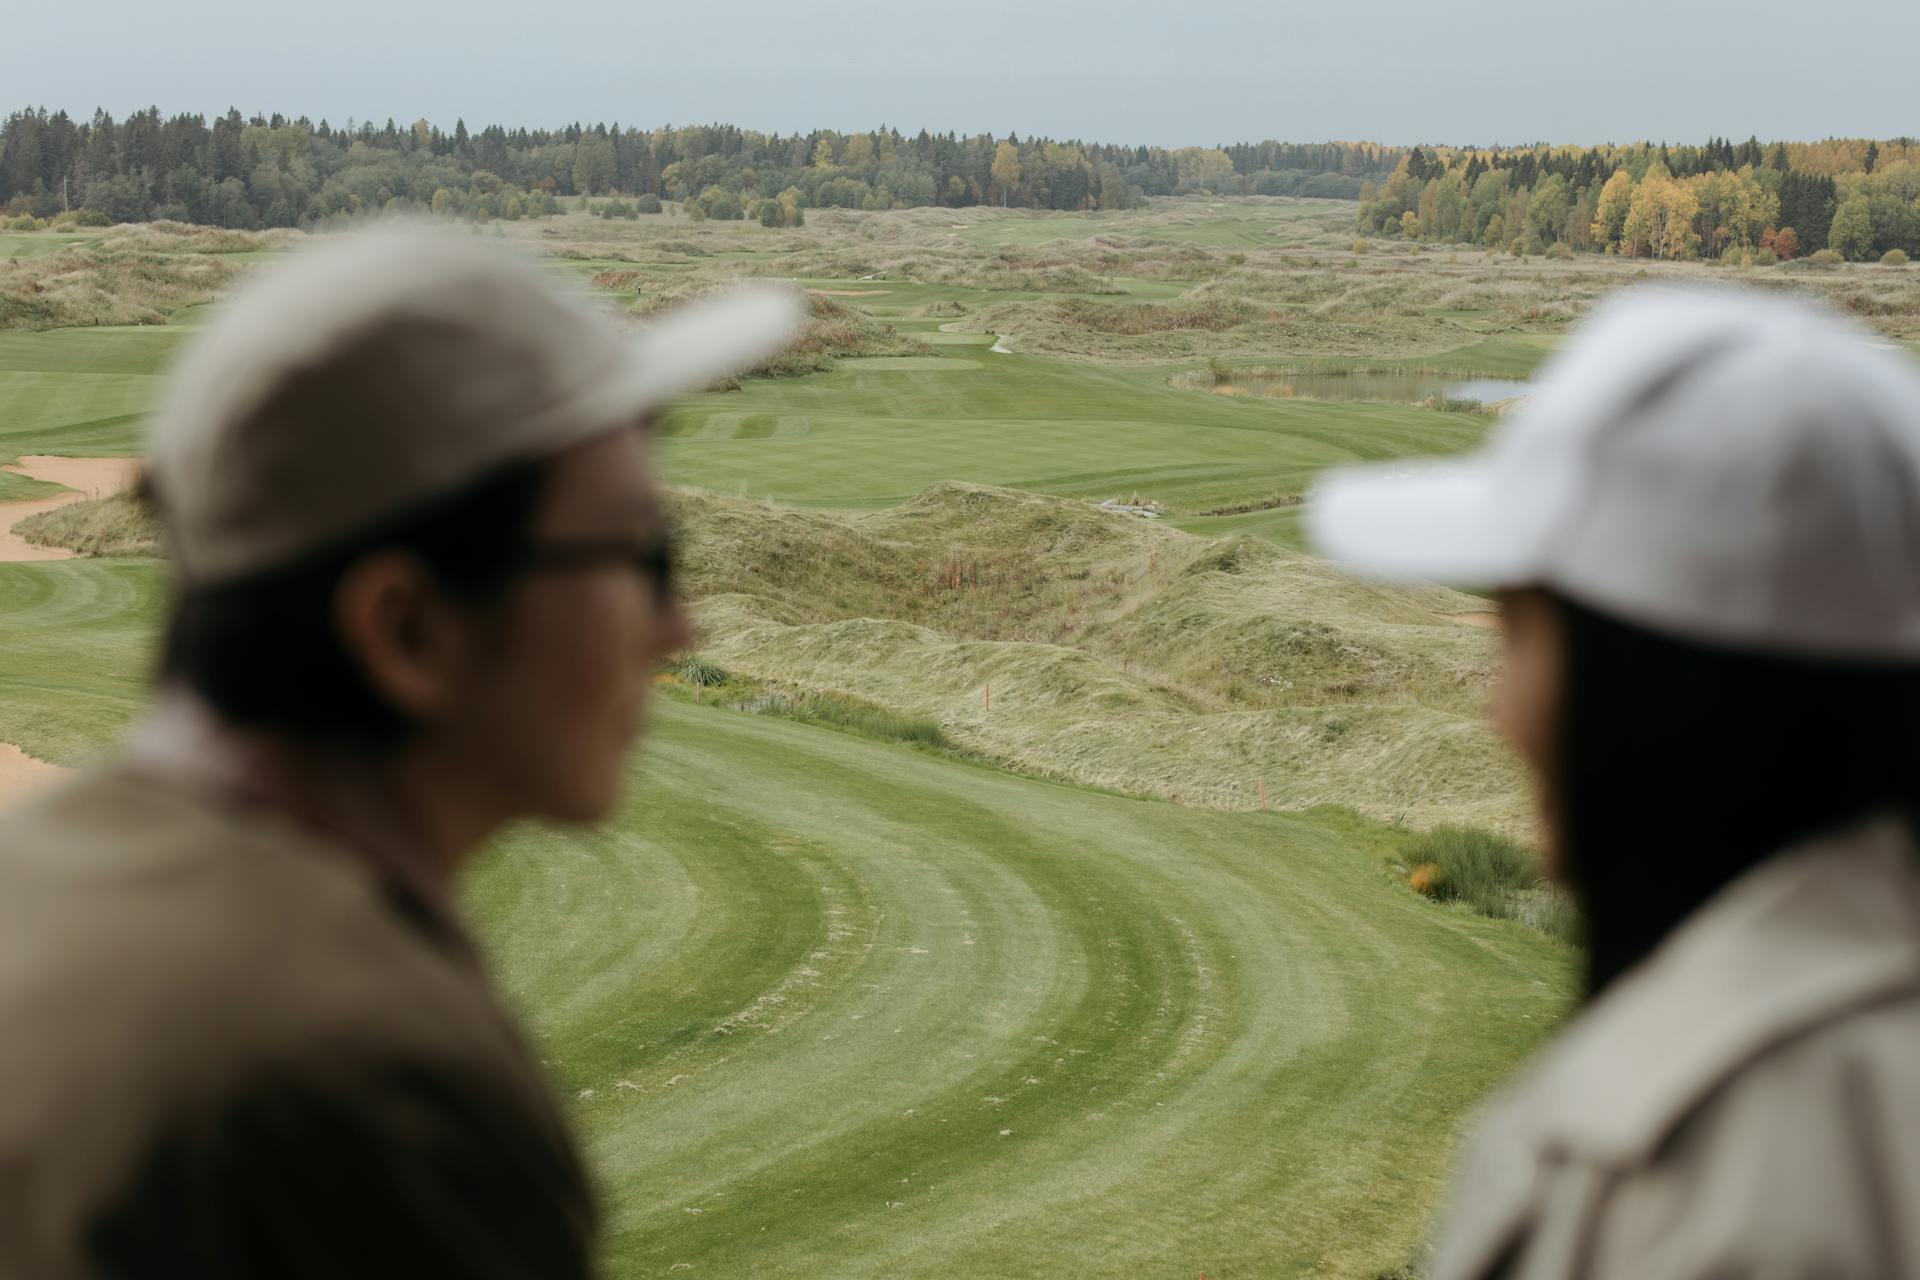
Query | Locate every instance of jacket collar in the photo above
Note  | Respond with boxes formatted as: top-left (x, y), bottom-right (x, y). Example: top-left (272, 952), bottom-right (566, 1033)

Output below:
top-left (1508, 813), bottom-right (1920, 1166)
top-left (1433, 817), bottom-right (1920, 1280)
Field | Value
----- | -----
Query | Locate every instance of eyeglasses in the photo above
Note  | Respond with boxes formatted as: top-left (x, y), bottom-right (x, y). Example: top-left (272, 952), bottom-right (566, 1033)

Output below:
top-left (514, 534), bottom-right (677, 601)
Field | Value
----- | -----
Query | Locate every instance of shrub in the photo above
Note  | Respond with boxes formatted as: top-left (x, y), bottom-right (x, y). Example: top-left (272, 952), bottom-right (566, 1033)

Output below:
top-left (1350, 238), bottom-right (1369, 254)
top-left (728, 687), bottom-right (953, 751)
top-left (1403, 825), bottom-right (1538, 917)
top-left (1543, 242), bottom-right (1572, 260)
top-left (1752, 248), bottom-right (1778, 266)
top-left (674, 655), bottom-right (730, 687)
top-left (634, 193), bottom-right (663, 214)
top-left (696, 185), bottom-right (743, 221)
top-left (1883, 249), bottom-right (1910, 267)
top-left (1809, 248), bottom-right (1841, 266)
top-left (4, 215), bottom-right (41, 231)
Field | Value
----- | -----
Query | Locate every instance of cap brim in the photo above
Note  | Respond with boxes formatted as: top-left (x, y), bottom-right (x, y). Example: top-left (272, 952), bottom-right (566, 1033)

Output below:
top-left (589, 283), bottom-right (808, 421)
top-left (1305, 458), bottom-right (1538, 587)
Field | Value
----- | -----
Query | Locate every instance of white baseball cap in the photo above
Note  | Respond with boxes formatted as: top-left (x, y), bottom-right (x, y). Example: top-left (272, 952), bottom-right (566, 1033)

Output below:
top-left (147, 226), bottom-right (804, 586)
top-left (1308, 288), bottom-right (1920, 659)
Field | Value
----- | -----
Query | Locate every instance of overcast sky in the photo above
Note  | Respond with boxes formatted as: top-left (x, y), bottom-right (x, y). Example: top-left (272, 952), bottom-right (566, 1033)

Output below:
top-left (5, 0), bottom-right (1915, 147)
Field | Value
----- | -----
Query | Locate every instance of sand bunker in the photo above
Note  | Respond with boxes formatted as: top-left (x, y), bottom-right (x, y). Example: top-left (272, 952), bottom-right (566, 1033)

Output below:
top-left (0, 455), bottom-right (142, 562)
top-left (1442, 611), bottom-right (1502, 630)
top-left (0, 741), bottom-right (66, 808)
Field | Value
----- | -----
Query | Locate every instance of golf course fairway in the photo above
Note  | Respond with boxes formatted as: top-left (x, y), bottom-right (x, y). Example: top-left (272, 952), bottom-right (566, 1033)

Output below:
top-left (0, 557), bottom-right (1572, 1277)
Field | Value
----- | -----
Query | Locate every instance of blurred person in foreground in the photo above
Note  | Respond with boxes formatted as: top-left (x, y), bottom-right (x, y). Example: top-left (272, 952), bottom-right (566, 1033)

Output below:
top-left (1311, 289), bottom-right (1920, 1278)
top-left (0, 229), bottom-right (801, 1277)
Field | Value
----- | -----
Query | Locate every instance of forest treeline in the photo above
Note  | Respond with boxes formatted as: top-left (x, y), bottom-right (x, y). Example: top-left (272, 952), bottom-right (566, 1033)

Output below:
top-left (0, 106), bottom-right (1396, 229)
top-left (1358, 137), bottom-right (1920, 262)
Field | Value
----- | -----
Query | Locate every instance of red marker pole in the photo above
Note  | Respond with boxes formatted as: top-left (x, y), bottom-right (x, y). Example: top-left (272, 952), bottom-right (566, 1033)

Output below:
top-left (984, 682), bottom-right (991, 714)
top-left (1258, 777), bottom-right (1266, 809)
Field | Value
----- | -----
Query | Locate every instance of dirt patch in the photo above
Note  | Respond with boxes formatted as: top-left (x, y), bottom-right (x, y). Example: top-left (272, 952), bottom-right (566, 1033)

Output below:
top-left (0, 741), bottom-right (66, 810)
top-left (807, 288), bottom-right (891, 297)
top-left (1442, 611), bottom-right (1502, 630)
top-left (0, 456), bottom-right (142, 562)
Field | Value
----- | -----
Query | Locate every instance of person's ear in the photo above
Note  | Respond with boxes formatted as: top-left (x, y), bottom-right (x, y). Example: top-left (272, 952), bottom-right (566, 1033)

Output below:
top-left (331, 553), bottom-right (475, 724)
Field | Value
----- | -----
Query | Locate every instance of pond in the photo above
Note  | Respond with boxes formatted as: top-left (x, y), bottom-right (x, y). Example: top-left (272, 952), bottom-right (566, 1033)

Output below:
top-left (1200, 371), bottom-right (1533, 406)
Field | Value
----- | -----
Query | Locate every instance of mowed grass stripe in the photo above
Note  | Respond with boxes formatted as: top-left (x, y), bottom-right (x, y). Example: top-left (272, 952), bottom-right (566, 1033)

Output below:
top-left (466, 700), bottom-right (1571, 1277)
top-left (0, 560), bottom-right (167, 764)
top-left (658, 351), bottom-right (1488, 514)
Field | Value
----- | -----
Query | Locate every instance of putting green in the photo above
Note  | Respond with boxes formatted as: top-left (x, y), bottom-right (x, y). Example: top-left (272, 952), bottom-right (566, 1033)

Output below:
top-left (0, 554), bottom-right (1573, 1277)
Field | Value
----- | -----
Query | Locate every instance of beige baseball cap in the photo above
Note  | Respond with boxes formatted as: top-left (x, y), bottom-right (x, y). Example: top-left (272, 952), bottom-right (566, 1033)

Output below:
top-left (146, 226), bottom-right (804, 585)
top-left (1308, 287), bottom-right (1920, 659)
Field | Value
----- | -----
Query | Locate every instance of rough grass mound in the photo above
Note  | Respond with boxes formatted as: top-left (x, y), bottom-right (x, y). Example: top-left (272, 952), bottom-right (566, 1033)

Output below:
top-left (625, 286), bottom-right (924, 377)
top-left (12, 491), bottom-right (161, 556)
top-left (671, 483), bottom-right (1529, 831)
top-left (1, 247), bottom-right (241, 330)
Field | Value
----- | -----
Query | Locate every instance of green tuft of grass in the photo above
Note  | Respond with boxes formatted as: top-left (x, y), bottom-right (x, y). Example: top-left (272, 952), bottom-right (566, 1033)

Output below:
top-left (1405, 824), bottom-right (1581, 945)
top-left (730, 686), bottom-right (955, 752)
top-left (1407, 824), bottom-right (1536, 915)
top-left (674, 654), bottom-right (731, 687)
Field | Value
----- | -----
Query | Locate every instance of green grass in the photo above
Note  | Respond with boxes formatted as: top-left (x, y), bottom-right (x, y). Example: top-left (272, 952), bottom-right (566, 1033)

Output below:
top-left (0, 279), bottom-right (1509, 522)
top-left (0, 559), bottom-right (169, 766)
top-left (0, 327), bottom-right (182, 464)
top-left (659, 343), bottom-right (1492, 518)
top-left (0, 554), bottom-right (1574, 1278)
top-left (0, 232), bottom-right (95, 259)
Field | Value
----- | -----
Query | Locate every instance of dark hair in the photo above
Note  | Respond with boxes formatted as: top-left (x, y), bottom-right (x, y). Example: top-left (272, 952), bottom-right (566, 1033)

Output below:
top-left (159, 458), bottom-right (551, 749)
top-left (1554, 592), bottom-right (1920, 994)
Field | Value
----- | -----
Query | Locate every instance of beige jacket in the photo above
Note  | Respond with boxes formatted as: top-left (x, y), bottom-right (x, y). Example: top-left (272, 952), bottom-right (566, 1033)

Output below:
top-left (1431, 816), bottom-right (1920, 1279)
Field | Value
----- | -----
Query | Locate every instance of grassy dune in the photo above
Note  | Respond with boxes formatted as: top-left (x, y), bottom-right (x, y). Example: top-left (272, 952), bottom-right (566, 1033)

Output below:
top-left (0, 553), bottom-right (1572, 1278)
top-left (674, 483), bottom-right (1525, 831)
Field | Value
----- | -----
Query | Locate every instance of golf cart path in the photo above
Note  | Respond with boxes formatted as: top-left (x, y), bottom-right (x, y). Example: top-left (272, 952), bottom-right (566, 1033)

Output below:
top-left (0, 455), bottom-right (141, 806)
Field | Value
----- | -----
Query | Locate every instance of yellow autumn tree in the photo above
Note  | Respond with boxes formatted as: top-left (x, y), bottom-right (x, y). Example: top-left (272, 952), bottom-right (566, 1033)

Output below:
top-left (1590, 169), bottom-right (1635, 253)
top-left (1621, 166), bottom-right (1700, 259)
top-left (990, 141), bottom-right (1020, 207)
top-left (842, 133), bottom-right (875, 169)
top-left (1173, 147), bottom-right (1236, 193)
